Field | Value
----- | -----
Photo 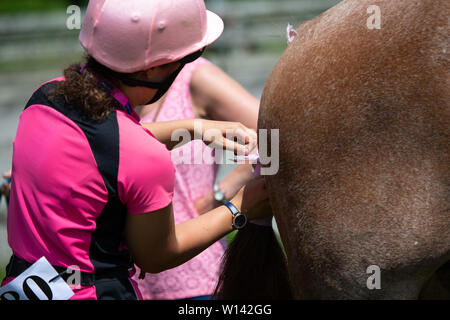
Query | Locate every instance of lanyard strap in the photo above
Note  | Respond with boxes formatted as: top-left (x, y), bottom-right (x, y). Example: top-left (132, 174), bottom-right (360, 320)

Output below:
top-left (80, 64), bottom-right (133, 116)
top-left (96, 79), bottom-right (133, 116)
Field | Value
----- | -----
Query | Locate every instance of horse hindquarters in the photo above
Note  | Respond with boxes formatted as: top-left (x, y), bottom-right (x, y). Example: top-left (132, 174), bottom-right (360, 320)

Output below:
top-left (259, 0), bottom-right (449, 299)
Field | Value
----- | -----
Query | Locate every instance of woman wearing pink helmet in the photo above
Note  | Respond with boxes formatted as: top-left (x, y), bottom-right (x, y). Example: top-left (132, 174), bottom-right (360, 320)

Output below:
top-left (1, 0), bottom-right (269, 300)
top-left (133, 40), bottom-right (260, 301)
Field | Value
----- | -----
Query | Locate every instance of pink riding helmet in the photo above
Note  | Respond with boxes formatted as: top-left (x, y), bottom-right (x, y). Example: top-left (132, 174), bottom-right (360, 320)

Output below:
top-left (79, 0), bottom-right (224, 73)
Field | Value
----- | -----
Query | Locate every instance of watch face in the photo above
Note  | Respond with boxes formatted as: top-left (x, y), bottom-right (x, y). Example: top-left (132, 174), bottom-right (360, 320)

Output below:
top-left (233, 214), bottom-right (247, 229)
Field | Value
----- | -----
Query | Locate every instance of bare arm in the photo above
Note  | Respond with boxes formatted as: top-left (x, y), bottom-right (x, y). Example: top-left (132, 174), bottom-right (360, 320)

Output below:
top-left (190, 64), bottom-right (260, 130)
top-left (141, 119), bottom-right (194, 150)
top-left (190, 64), bottom-right (260, 213)
top-left (194, 163), bottom-right (254, 214)
top-left (126, 203), bottom-right (233, 273)
top-left (141, 118), bottom-right (256, 155)
top-left (126, 177), bottom-right (268, 273)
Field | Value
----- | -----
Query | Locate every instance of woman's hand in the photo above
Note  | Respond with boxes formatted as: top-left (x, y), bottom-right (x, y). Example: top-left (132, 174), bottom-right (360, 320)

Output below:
top-left (141, 119), bottom-right (257, 155)
top-left (195, 119), bottom-right (257, 156)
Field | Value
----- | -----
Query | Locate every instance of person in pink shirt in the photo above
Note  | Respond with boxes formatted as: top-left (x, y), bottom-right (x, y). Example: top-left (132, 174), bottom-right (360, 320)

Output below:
top-left (134, 58), bottom-right (259, 300)
top-left (0, 0), bottom-right (270, 300)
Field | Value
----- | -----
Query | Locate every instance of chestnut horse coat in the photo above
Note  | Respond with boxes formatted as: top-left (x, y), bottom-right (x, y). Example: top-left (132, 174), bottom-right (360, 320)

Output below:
top-left (259, 0), bottom-right (449, 299)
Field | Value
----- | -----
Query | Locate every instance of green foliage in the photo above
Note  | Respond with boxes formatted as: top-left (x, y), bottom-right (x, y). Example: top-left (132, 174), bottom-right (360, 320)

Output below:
top-left (0, 0), bottom-right (88, 14)
top-left (226, 230), bottom-right (237, 244)
top-left (0, 265), bottom-right (5, 283)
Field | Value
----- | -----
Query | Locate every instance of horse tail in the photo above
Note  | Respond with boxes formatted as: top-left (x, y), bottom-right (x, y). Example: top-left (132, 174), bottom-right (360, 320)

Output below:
top-left (213, 218), bottom-right (293, 300)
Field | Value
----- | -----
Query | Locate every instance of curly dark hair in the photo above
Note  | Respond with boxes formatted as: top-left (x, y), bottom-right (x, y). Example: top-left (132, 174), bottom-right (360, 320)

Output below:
top-left (54, 56), bottom-right (130, 121)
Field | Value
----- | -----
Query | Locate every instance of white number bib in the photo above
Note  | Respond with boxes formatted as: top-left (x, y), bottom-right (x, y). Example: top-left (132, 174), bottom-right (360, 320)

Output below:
top-left (0, 257), bottom-right (74, 300)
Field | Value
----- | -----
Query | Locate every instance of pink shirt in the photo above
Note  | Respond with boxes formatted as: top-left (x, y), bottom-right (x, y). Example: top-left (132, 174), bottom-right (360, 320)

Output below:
top-left (133, 58), bottom-right (226, 299)
top-left (5, 78), bottom-right (174, 299)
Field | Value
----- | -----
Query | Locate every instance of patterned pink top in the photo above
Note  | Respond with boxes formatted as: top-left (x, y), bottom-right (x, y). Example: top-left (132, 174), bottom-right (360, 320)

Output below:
top-left (133, 58), bottom-right (226, 299)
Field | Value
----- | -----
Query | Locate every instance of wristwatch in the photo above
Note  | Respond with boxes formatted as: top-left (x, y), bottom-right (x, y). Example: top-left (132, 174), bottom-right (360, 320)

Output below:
top-left (223, 200), bottom-right (247, 230)
top-left (213, 183), bottom-right (226, 204)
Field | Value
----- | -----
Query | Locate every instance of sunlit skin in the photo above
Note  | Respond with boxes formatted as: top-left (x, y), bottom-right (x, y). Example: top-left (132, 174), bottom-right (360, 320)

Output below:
top-left (137, 63), bottom-right (261, 214)
top-left (117, 62), bottom-right (271, 275)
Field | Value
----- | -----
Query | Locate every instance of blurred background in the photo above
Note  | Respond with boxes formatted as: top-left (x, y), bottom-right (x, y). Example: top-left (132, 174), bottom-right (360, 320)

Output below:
top-left (0, 0), bottom-right (340, 280)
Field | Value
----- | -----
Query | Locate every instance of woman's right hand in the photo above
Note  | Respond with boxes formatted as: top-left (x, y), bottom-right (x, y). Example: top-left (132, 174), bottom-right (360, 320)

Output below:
top-left (230, 176), bottom-right (272, 221)
top-left (142, 119), bottom-right (257, 155)
top-left (196, 119), bottom-right (257, 156)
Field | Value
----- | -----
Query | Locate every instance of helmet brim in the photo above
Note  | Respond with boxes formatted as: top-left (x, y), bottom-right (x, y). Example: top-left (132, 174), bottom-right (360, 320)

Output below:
top-left (203, 10), bottom-right (225, 47)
